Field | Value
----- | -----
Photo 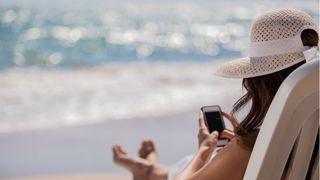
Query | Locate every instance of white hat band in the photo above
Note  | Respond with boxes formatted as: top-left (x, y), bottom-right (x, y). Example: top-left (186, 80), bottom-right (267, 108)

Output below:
top-left (249, 25), bottom-right (318, 58)
top-left (249, 35), bottom-right (305, 57)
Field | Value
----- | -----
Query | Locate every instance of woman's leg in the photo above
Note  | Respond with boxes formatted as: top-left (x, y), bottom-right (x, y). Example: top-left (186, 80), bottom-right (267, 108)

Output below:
top-left (112, 140), bottom-right (171, 180)
top-left (112, 144), bottom-right (152, 180)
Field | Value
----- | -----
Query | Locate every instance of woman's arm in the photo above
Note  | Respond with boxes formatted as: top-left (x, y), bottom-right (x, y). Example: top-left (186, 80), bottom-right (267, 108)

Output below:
top-left (173, 112), bottom-right (252, 180)
top-left (174, 138), bottom-right (251, 180)
top-left (173, 133), bottom-right (218, 180)
top-left (173, 111), bottom-right (219, 180)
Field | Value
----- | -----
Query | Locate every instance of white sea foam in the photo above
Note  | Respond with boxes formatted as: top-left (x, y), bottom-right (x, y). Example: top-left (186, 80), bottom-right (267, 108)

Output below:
top-left (0, 61), bottom-right (243, 133)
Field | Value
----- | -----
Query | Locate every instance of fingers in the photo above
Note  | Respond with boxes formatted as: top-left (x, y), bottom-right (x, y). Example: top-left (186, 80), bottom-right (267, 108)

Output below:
top-left (198, 111), bottom-right (207, 129)
top-left (220, 129), bottom-right (235, 140)
top-left (209, 131), bottom-right (219, 147)
top-left (211, 131), bottom-right (219, 141)
top-left (198, 111), bottom-right (209, 140)
top-left (222, 111), bottom-right (239, 129)
top-left (211, 130), bottom-right (219, 137)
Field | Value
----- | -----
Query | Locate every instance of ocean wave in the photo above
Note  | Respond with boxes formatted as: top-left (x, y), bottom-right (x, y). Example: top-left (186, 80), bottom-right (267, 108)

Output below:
top-left (0, 61), bottom-right (243, 132)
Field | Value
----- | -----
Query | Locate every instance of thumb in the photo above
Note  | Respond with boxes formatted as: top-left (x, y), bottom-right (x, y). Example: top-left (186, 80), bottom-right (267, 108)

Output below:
top-left (211, 130), bottom-right (219, 136)
top-left (210, 131), bottom-right (219, 140)
top-left (207, 131), bottom-right (219, 148)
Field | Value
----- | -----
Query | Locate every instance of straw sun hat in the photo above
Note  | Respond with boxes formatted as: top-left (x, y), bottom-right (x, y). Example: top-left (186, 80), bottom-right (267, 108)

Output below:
top-left (215, 8), bottom-right (319, 78)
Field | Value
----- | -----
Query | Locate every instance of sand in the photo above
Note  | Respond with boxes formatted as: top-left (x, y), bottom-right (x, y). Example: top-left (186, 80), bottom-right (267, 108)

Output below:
top-left (0, 111), bottom-right (200, 179)
top-left (4, 173), bottom-right (131, 180)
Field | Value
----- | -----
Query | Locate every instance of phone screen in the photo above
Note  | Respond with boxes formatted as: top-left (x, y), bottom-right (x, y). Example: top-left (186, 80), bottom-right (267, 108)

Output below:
top-left (204, 111), bottom-right (225, 134)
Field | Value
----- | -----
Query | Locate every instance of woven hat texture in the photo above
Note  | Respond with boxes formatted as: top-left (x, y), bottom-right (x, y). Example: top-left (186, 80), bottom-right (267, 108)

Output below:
top-left (215, 8), bottom-right (318, 78)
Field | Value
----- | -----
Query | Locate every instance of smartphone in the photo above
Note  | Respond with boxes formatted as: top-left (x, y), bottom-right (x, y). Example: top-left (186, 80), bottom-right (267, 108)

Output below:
top-left (201, 105), bottom-right (228, 146)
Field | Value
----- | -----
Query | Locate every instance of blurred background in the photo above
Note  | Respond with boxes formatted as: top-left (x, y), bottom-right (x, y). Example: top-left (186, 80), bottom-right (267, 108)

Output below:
top-left (0, 0), bottom-right (318, 179)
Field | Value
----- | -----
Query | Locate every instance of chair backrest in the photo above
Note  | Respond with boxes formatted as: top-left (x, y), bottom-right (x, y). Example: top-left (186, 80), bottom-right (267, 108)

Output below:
top-left (243, 57), bottom-right (319, 180)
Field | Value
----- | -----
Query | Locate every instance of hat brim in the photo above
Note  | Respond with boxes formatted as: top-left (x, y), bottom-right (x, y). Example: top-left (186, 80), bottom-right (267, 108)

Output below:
top-left (214, 52), bottom-right (305, 79)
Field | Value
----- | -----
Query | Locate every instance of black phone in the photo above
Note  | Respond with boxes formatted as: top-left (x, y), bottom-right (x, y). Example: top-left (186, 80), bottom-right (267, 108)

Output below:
top-left (201, 105), bottom-right (229, 147)
top-left (201, 105), bottom-right (225, 135)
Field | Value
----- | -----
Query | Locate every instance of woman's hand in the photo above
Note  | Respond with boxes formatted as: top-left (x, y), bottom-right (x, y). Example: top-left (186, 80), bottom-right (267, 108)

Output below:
top-left (173, 111), bottom-right (241, 180)
top-left (197, 111), bottom-right (219, 163)
top-left (220, 111), bottom-right (240, 140)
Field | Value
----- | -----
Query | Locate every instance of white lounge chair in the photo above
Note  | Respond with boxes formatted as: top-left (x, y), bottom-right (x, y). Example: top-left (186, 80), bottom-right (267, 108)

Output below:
top-left (243, 56), bottom-right (319, 180)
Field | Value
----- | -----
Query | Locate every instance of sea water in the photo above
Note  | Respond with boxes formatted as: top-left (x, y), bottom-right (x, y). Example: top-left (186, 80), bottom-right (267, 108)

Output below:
top-left (0, 0), bottom-right (318, 132)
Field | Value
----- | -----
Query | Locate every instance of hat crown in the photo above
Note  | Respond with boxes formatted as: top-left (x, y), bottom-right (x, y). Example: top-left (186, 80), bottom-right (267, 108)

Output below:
top-left (251, 8), bottom-right (317, 42)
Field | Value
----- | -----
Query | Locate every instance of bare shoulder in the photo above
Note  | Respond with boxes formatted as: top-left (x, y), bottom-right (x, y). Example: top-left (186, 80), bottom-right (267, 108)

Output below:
top-left (216, 137), bottom-right (252, 162)
top-left (190, 138), bottom-right (252, 180)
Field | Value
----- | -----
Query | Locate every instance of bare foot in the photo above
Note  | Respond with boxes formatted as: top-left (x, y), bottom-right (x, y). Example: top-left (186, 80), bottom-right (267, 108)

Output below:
top-left (138, 139), bottom-right (158, 163)
top-left (113, 142), bottom-right (170, 180)
top-left (138, 140), bottom-right (169, 180)
top-left (112, 144), bottom-right (153, 180)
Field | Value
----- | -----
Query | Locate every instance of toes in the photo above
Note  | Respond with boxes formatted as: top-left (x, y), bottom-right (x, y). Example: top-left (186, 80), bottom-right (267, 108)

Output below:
top-left (138, 139), bottom-right (158, 160)
top-left (112, 144), bottom-right (120, 155)
top-left (146, 140), bottom-right (156, 151)
top-left (117, 145), bottom-right (127, 154)
top-left (112, 144), bottom-right (127, 159)
top-left (143, 140), bottom-right (156, 153)
top-left (138, 139), bottom-right (150, 158)
top-left (138, 149), bottom-right (146, 158)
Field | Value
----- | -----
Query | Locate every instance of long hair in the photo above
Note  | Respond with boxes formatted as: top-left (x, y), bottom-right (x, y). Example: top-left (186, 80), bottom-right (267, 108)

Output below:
top-left (232, 29), bottom-right (318, 148)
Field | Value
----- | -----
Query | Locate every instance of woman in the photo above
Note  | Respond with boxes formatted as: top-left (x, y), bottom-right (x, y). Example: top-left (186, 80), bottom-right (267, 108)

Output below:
top-left (112, 8), bottom-right (319, 180)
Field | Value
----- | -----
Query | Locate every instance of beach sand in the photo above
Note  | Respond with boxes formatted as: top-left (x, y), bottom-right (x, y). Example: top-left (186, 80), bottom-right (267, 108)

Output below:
top-left (4, 173), bottom-right (131, 180)
top-left (0, 111), bottom-right (199, 179)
